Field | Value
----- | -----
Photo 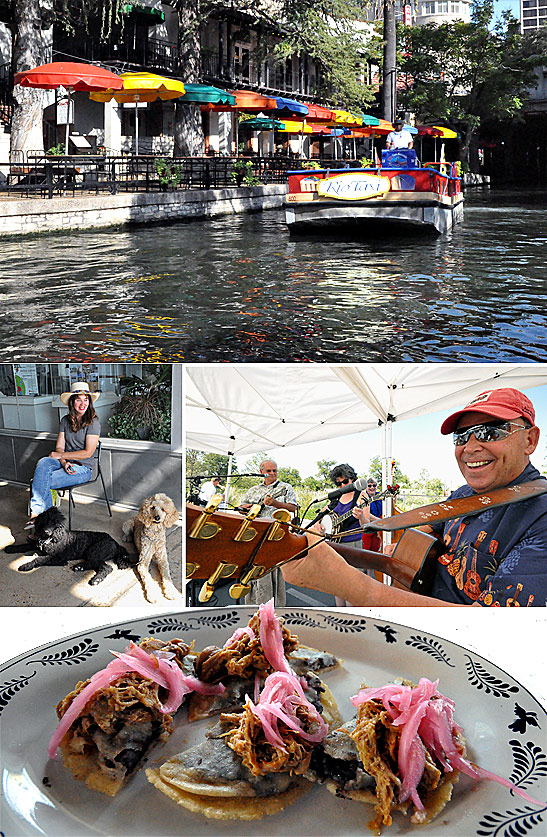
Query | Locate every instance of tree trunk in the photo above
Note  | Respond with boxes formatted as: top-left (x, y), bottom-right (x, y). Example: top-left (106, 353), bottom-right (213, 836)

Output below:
top-left (10, 0), bottom-right (53, 160)
top-left (175, 0), bottom-right (205, 156)
top-left (382, 0), bottom-right (397, 123)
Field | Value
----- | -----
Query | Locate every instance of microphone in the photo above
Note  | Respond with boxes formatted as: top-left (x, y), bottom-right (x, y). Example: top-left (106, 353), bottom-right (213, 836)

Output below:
top-left (325, 477), bottom-right (368, 501)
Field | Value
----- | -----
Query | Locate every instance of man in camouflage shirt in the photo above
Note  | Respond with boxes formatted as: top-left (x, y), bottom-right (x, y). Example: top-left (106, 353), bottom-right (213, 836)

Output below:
top-left (239, 459), bottom-right (297, 605)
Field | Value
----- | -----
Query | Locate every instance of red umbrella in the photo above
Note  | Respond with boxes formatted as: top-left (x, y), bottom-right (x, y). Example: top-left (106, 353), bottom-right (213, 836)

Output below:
top-left (14, 62), bottom-right (123, 153)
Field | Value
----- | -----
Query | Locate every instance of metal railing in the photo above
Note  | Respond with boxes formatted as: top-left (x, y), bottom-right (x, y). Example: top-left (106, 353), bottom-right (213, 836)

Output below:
top-left (0, 154), bottom-right (356, 198)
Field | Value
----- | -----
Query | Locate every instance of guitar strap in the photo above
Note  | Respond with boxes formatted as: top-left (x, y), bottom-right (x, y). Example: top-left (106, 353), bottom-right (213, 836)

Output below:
top-left (363, 479), bottom-right (547, 534)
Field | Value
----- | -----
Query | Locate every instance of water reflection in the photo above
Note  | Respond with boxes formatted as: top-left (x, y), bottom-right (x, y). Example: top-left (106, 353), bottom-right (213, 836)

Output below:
top-left (0, 188), bottom-right (546, 361)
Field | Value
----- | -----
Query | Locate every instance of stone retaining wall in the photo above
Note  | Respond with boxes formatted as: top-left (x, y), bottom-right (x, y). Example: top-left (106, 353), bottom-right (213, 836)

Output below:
top-left (463, 173), bottom-right (491, 186)
top-left (0, 184), bottom-right (287, 237)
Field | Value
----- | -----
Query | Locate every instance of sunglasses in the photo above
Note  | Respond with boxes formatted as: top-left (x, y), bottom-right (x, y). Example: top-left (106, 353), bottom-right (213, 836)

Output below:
top-left (453, 420), bottom-right (528, 447)
top-left (367, 482), bottom-right (377, 487)
top-left (335, 478), bottom-right (350, 487)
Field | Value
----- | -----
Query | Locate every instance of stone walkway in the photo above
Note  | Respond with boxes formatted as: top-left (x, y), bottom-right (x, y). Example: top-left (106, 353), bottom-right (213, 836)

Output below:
top-left (0, 484), bottom-right (183, 608)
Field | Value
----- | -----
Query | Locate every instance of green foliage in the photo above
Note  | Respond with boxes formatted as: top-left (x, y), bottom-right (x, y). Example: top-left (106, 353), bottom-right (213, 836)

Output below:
top-left (358, 157), bottom-right (374, 167)
top-left (46, 143), bottom-right (66, 156)
top-left (273, 0), bottom-right (381, 110)
top-left (277, 465), bottom-right (302, 485)
top-left (154, 158), bottom-right (184, 189)
top-left (301, 160), bottom-right (322, 169)
top-left (399, 0), bottom-right (547, 163)
top-left (231, 159), bottom-right (260, 186)
top-left (107, 366), bottom-right (172, 443)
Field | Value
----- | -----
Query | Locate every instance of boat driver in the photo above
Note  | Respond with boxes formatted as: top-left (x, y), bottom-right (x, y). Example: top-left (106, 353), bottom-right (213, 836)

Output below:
top-left (386, 119), bottom-right (414, 150)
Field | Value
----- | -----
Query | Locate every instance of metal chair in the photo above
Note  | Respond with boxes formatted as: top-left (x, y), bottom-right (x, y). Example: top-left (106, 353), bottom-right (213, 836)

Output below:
top-left (64, 440), bottom-right (112, 530)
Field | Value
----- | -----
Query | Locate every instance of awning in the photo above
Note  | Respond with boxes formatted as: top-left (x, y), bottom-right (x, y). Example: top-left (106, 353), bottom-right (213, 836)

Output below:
top-left (180, 84), bottom-right (235, 105)
top-left (274, 97), bottom-right (309, 115)
top-left (186, 364), bottom-right (547, 456)
top-left (121, 2), bottom-right (165, 22)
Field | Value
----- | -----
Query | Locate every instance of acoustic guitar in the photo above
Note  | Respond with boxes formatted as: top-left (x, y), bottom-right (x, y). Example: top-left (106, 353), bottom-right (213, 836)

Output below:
top-left (186, 495), bottom-right (446, 602)
top-left (186, 479), bottom-right (547, 604)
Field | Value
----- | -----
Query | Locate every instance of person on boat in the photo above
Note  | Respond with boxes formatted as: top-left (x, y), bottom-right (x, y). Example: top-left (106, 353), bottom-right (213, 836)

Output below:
top-left (27, 381), bottom-right (100, 530)
top-left (239, 459), bottom-right (297, 606)
top-left (282, 388), bottom-right (547, 608)
top-left (386, 119), bottom-right (414, 150)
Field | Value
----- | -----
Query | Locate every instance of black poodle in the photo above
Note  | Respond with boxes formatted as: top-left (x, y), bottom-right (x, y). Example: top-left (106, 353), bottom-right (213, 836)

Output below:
top-left (4, 507), bottom-right (136, 585)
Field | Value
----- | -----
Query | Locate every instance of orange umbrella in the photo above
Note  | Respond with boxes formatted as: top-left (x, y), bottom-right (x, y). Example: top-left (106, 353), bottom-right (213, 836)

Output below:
top-left (200, 89), bottom-right (277, 113)
top-left (14, 62), bottom-right (123, 153)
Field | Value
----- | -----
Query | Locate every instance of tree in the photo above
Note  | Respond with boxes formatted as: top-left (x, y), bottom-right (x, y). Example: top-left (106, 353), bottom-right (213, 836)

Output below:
top-left (413, 468), bottom-right (448, 502)
top-left (278, 465), bottom-right (301, 485)
top-left (185, 449), bottom-right (234, 487)
top-left (399, 0), bottom-right (547, 169)
top-left (10, 0), bottom-right (53, 158)
top-left (368, 454), bottom-right (409, 487)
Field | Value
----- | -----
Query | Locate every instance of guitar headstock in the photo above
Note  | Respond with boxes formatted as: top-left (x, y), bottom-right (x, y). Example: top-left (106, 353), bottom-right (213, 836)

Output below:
top-left (186, 501), bottom-right (307, 602)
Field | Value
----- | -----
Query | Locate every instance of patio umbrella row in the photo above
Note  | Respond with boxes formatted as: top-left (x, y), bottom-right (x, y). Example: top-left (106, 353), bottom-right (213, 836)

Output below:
top-left (13, 59), bottom-right (459, 156)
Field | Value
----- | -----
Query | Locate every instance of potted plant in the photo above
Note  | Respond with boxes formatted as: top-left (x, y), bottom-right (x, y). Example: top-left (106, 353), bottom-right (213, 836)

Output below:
top-left (107, 367), bottom-right (172, 443)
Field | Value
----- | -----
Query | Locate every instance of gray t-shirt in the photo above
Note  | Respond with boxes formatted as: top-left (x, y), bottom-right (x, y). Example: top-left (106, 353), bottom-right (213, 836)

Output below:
top-left (60, 415), bottom-right (100, 469)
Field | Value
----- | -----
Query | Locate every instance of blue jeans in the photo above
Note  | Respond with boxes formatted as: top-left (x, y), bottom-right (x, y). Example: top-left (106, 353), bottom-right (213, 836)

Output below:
top-left (30, 458), bottom-right (92, 515)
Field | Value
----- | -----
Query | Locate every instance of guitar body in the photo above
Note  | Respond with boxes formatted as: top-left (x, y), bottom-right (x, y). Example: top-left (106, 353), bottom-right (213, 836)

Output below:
top-left (186, 503), bottom-right (447, 600)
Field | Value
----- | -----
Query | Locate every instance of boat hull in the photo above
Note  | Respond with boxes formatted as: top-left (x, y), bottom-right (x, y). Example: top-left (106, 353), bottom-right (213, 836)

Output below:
top-left (286, 193), bottom-right (464, 236)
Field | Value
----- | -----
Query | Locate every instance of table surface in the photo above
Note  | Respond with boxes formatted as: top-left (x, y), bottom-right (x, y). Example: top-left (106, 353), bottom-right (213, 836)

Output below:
top-left (1, 606), bottom-right (545, 708)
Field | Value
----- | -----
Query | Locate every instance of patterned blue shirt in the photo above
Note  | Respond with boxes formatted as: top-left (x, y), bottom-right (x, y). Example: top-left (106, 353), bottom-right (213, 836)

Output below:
top-left (430, 462), bottom-right (547, 607)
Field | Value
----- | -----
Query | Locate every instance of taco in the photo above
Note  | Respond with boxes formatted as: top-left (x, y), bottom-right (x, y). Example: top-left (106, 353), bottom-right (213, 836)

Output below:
top-left (147, 668), bottom-right (341, 820)
top-left (187, 599), bottom-right (340, 722)
top-left (306, 677), bottom-right (543, 835)
top-left (47, 637), bottom-right (224, 796)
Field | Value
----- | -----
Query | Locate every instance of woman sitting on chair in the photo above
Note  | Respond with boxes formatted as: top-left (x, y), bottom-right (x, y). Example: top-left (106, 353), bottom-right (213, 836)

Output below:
top-left (28, 382), bottom-right (100, 525)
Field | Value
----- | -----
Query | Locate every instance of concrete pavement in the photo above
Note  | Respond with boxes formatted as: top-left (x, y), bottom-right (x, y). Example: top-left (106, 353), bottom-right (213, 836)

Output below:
top-left (0, 483), bottom-right (183, 608)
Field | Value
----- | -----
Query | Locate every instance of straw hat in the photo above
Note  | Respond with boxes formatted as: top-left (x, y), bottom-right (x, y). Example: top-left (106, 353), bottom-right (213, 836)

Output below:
top-left (60, 381), bottom-right (100, 405)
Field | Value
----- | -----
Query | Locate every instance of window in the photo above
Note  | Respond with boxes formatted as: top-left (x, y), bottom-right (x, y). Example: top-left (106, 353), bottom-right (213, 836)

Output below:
top-left (0, 364), bottom-right (174, 445)
top-left (438, 1), bottom-right (449, 12)
top-left (451, 2), bottom-right (460, 12)
top-left (423, 1), bottom-right (436, 13)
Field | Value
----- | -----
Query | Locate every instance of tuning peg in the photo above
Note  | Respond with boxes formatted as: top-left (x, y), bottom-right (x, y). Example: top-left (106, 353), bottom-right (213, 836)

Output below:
top-left (228, 562), bottom-right (266, 599)
top-left (198, 561), bottom-right (238, 603)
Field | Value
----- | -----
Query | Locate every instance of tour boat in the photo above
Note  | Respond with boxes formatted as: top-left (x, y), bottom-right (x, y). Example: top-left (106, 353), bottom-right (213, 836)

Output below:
top-left (285, 149), bottom-right (464, 235)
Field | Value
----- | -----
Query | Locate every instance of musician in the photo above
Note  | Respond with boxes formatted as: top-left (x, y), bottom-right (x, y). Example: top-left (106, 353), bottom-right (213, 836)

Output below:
top-left (282, 388), bottom-right (547, 608)
top-left (239, 459), bottom-right (297, 605)
top-left (361, 476), bottom-right (383, 553)
top-left (326, 464), bottom-right (367, 547)
top-left (198, 477), bottom-right (224, 505)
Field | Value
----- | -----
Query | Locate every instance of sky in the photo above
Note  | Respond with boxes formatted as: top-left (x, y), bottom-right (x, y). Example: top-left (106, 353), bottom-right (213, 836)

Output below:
top-left (241, 384), bottom-right (547, 491)
top-left (493, 0), bottom-right (521, 21)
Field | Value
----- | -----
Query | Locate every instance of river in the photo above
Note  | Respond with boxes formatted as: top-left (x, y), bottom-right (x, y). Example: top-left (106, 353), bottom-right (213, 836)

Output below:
top-left (1, 186), bottom-right (546, 362)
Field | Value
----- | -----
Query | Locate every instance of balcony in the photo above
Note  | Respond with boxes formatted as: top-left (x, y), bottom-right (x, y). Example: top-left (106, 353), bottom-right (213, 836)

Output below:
top-left (54, 36), bottom-right (179, 75)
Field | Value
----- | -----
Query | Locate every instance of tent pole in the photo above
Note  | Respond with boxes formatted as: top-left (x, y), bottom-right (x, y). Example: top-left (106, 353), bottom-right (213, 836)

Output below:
top-left (134, 94), bottom-right (140, 155)
top-left (225, 453), bottom-right (233, 505)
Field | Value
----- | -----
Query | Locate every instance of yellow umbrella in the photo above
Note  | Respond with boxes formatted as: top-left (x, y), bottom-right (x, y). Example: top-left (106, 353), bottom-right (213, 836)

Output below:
top-left (276, 120), bottom-right (313, 133)
top-left (332, 110), bottom-right (363, 126)
top-left (432, 125), bottom-right (458, 139)
top-left (90, 72), bottom-right (186, 154)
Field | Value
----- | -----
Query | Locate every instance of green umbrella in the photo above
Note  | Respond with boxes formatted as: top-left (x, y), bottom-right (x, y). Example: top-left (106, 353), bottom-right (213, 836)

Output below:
top-left (180, 84), bottom-right (235, 105)
top-left (239, 117), bottom-right (285, 130)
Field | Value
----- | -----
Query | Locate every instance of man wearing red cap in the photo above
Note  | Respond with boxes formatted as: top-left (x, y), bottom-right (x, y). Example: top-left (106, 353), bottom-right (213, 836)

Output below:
top-left (282, 388), bottom-right (546, 607)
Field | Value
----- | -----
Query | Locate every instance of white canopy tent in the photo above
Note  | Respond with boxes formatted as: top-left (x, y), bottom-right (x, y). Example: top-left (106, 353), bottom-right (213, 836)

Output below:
top-left (186, 363), bottom-right (547, 502)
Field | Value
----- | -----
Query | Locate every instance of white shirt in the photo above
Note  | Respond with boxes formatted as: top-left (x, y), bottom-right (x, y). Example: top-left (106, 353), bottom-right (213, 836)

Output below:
top-left (198, 480), bottom-right (221, 503)
top-left (386, 129), bottom-right (413, 149)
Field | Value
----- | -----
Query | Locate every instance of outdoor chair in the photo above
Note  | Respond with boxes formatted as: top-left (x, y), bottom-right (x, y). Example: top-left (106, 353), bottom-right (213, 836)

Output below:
top-left (60, 440), bottom-right (112, 530)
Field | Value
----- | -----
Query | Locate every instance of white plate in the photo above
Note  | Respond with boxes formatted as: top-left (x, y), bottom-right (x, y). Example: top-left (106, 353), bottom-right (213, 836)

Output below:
top-left (1, 607), bottom-right (546, 836)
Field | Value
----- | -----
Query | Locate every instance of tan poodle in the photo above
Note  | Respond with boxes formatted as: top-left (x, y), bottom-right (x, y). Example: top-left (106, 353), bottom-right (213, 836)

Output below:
top-left (122, 493), bottom-right (180, 602)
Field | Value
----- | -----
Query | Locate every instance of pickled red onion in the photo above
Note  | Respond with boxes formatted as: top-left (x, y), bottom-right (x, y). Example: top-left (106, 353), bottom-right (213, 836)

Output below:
top-left (248, 670), bottom-right (328, 752)
top-left (47, 643), bottom-right (224, 760)
top-left (258, 599), bottom-right (291, 674)
top-left (351, 679), bottom-right (545, 809)
top-left (223, 626), bottom-right (255, 648)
